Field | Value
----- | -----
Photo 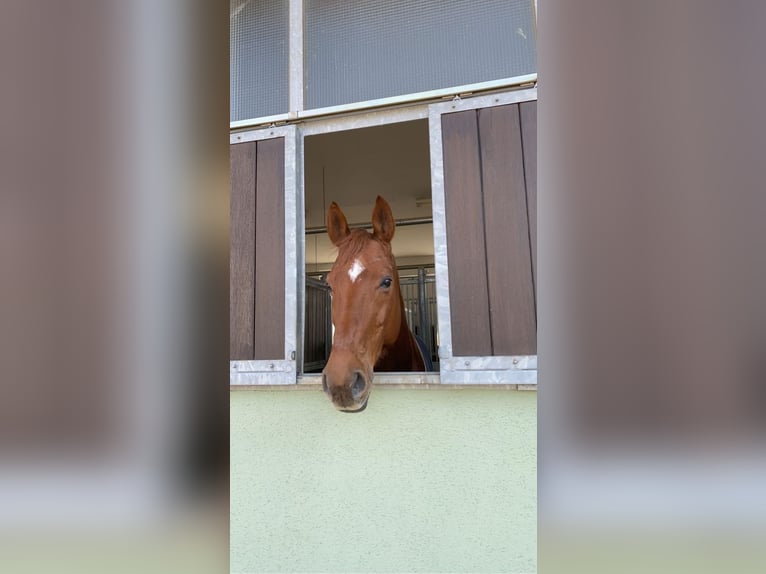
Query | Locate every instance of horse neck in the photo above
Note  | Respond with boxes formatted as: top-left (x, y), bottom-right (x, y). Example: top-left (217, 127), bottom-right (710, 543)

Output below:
top-left (374, 292), bottom-right (424, 372)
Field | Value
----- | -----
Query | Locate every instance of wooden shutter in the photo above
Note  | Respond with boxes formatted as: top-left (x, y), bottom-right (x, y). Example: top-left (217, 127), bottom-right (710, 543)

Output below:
top-left (230, 138), bottom-right (286, 361)
top-left (441, 103), bottom-right (537, 357)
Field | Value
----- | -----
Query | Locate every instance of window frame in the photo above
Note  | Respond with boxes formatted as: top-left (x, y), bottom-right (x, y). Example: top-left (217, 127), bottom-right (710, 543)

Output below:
top-left (295, 105), bottom-right (432, 381)
top-left (230, 124), bottom-right (299, 385)
top-left (229, 87), bottom-right (537, 387)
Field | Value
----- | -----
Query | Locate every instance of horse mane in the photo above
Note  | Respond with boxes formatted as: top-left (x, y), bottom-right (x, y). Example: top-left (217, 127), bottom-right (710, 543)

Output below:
top-left (333, 228), bottom-right (391, 266)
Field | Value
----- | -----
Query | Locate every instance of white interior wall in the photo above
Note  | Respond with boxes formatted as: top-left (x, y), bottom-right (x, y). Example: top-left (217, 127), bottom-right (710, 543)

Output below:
top-left (304, 119), bottom-right (434, 270)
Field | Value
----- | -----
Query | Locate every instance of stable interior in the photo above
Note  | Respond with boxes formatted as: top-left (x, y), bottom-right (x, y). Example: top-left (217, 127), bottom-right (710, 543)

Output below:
top-left (303, 119), bottom-right (438, 373)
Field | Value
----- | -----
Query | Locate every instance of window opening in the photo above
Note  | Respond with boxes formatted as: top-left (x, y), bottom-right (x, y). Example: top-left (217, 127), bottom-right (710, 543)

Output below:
top-left (302, 119), bottom-right (438, 373)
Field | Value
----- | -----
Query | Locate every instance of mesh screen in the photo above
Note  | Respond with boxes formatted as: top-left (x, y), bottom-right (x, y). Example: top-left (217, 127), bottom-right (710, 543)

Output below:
top-left (230, 0), bottom-right (289, 121)
top-left (305, 0), bottom-right (536, 109)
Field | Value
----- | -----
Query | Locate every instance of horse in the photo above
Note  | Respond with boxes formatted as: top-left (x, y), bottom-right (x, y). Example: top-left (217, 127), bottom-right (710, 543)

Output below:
top-left (322, 196), bottom-right (429, 412)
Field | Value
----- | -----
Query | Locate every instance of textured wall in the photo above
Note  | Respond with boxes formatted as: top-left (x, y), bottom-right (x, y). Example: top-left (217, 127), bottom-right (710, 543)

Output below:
top-left (231, 388), bottom-right (536, 573)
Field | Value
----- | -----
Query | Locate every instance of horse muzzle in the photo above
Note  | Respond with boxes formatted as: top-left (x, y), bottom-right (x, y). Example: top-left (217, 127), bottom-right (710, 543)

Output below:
top-left (322, 360), bottom-right (372, 412)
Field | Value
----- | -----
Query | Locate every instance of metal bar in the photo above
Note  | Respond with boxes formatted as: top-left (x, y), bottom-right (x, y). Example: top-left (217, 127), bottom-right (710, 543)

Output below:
top-left (427, 279), bottom-right (437, 362)
top-left (231, 113), bottom-right (291, 131)
top-left (230, 124), bottom-right (295, 144)
top-left (305, 216), bottom-right (433, 235)
top-left (305, 276), bottom-right (327, 288)
top-left (417, 267), bottom-right (429, 350)
top-left (439, 370), bottom-right (537, 385)
top-left (296, 75), bottom-right (537, 121)
top-left (428, 98), bottom-right (453, 363)
top-left (295, 126), bottom-right (306, 375)
top-left (283, 127), bottom-right (298, 374)
top-left (445, 355), bottom-right (537, 371)
top-left (301, 373), bottom-right (443, 386)
top-left (428, 87), bottom-right (538, 116)
top-left (230, 360), bottom-right (295, 385)
top-left (306, 264), bottom-right (435, 279)
top-left (231, 372), bottom-right (295, 385)
top-left (288, 0), bottom-right (304, 113)
top-left (231, 74), bottom-right (537, 131)
top-left (232, 88), bottom-right (538, 143)
top-left (324, 284), bottom-right (333, 360)
top-left (300, 104), bottom-right (430, 136)
top-left (397, 264), bottom-right (434, 273)
top-left (231, 373), bottom-right (537, 389)
top-left (303, 276), bottom-right (332, 372)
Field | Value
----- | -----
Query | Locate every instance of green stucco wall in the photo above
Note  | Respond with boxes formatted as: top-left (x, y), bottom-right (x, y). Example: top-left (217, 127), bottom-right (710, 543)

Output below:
top-left (231, 388), bottom-right (536, 573)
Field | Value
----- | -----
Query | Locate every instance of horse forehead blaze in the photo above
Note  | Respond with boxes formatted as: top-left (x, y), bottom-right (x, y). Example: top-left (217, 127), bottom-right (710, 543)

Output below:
top-left (347, 259), bottom-right (365, 283)
top-left (332, 233), bottom-right (392, 283)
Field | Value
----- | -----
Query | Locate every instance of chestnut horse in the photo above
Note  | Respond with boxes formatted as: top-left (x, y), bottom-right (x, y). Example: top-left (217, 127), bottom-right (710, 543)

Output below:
top-left (322, 196), bottom-right (427, 412)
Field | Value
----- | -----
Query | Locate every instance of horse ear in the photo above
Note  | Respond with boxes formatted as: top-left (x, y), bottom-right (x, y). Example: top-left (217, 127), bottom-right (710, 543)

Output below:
top-left (327, 202), bottom-right (350, 246)
top-left (371, 196), bottom-right (395, 243)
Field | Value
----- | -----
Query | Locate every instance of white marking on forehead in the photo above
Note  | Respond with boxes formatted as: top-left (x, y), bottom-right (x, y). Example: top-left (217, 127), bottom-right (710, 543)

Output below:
top-left (348, 259), bottom-right (365, 283)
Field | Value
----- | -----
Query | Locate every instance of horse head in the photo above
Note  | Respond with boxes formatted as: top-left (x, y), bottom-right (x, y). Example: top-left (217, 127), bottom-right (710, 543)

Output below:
top-left (322, 196), bottom-right (407, 412)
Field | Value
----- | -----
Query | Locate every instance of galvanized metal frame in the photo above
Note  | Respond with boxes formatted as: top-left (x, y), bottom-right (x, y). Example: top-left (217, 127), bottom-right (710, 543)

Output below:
top-left (428, 88), bottom-right (538, 385)
top-left (230, 124), bottom-right (299, 385)
top-left (230, 89), bottom-right (538, 388)
top-left (291, 373), bottom-right (535, 390)
top-left (299, 103), bottom-right (430, 136)
top-left (288, 0), bottom-right (304, 114)
top-left (295, 126), bottom-right (306, 375)
top-left (231, 75), bottom-right (538, 130)
top-left (296, 105), bottom-right (430, 378)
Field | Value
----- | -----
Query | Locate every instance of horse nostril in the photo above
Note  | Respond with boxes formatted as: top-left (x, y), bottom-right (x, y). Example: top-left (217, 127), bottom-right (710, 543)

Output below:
top-left (321, 374), bottom-right (329, 393)
top-left (351, 371), bottom-right (366, 399)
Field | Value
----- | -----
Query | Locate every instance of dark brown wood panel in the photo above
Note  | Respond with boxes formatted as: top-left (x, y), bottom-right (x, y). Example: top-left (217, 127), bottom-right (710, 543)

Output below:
top-left (520, 101), bottom-right (537, 290)
top-left (479, 104), bottom-right (536, 355)
top-left (230, 142), bottom-right (256, 359)
top-left (254, 137), bottom-right (286, 360)
top-left (441, 110), bottom-right (492, 356)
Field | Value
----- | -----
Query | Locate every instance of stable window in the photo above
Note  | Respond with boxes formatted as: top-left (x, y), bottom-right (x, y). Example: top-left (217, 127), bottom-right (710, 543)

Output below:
top-left (229, 88), bottom-right (537, 386)
top-left (302, 119), bottom-right (438, 375)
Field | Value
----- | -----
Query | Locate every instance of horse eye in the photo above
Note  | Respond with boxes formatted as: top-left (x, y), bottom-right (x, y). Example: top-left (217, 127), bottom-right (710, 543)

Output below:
top-left (380, 277), bottom-right (393, 289)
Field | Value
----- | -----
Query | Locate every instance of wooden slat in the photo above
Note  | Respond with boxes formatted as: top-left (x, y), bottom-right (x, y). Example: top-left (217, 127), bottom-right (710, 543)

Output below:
top-left (479, 104), bottom-right (536, 355)
top-left (230, 142), bottom-right (256, 360)
top-left (254, 137), bottom-right (286, 360)
top-left (520, 101), bottom-right (537, 292)
top-left (441, 110), bottom-right (492, 356)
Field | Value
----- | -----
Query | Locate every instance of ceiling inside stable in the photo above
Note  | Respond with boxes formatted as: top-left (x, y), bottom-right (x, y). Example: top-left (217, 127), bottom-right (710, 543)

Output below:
top-left (304, 119), bottom-right (434, 269)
